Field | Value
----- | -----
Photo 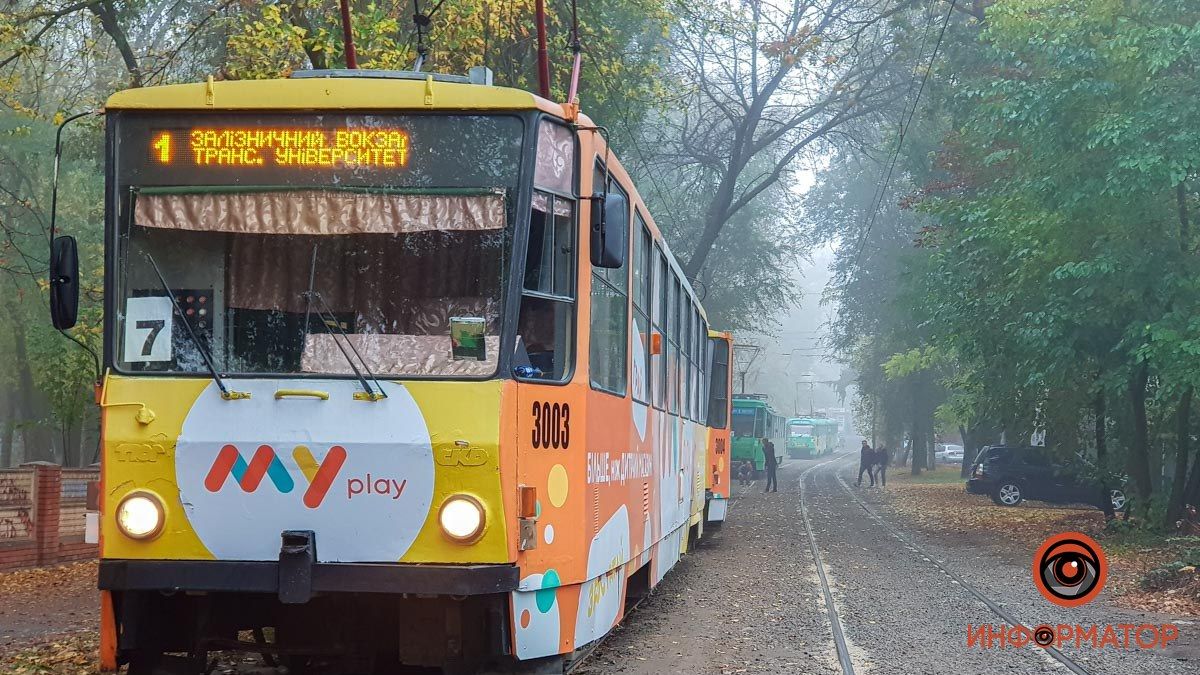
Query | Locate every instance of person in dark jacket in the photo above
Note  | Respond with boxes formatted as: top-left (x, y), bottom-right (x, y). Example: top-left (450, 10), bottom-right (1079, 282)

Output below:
top-left (761, 438), bottom-right (778, 493)
top-left (857, 440), bottom-right (875, 487)
top-left (875, 446), bottom-right (889, 487)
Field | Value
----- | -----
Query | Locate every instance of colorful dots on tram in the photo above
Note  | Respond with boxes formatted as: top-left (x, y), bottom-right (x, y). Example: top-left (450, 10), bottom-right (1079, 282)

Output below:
top-left (520, 609), bottom-right (531, 628)
top-left (547, 464), bottom-right (568, 507)
top-left (544, 524), bottom-right (555, 545)
top-left (535, 569), bottom-right (560, 613)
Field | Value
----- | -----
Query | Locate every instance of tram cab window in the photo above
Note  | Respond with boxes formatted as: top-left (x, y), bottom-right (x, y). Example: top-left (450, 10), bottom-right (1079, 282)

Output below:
top-left (515, 119), bottom-right (577, 382)
top-left (516, 190), bottom-right (575, 381)
top-left (119, 194), bottom-right (506, 377)
top-left (732, 407), bottom-right (758, 437)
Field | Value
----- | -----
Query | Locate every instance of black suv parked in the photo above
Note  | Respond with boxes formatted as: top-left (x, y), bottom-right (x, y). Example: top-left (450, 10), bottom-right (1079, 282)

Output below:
top-left (966, 446), bottom-right (1127, 512)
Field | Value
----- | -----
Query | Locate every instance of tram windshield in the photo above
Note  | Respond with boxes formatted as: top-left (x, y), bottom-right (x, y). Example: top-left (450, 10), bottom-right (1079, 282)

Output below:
top-left (732, 408), bottom-right (760, 437)
top-left (790, 423), bottom-right (814, 437)
top-left (112, 113), bottom-right (523, 378)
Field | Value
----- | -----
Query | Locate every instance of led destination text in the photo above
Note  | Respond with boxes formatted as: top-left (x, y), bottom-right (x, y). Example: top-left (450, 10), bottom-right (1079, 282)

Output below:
top-left (150, 128), bottom-right (411, 169)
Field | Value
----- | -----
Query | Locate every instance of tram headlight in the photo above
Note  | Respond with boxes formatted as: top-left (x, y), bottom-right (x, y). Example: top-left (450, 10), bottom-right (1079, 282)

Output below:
top-left (439, 495), bottom-right (485, 543)
top-left (115, 491), bottom-right (165, 540)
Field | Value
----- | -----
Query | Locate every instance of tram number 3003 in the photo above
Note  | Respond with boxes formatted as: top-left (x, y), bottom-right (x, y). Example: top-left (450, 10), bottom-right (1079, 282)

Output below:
top-left (531, 402), bottom-right (570, 450)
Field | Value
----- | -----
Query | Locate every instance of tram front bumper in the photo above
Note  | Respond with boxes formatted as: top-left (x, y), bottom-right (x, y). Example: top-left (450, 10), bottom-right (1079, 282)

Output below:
top-left (99, 559), bottom-right (519, 597)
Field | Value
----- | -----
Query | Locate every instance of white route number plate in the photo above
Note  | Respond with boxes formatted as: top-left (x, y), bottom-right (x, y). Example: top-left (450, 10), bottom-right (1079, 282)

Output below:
top-left (124, 296), bottom-right (174, 363)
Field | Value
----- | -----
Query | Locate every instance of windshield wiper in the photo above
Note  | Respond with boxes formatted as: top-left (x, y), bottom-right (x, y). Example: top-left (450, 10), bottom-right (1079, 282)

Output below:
top-left (144, 253), bottom-right (249, 401)
top-left (301, 244), bottom-right (387, 401)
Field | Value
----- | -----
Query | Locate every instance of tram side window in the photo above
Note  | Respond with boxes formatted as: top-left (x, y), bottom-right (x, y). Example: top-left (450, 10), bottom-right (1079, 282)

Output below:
top-left (666, 275), bottom-right (678, 414)
top-left (691, 307), bottom-right (701, 421)
top-left (707, 337), bottom-right (729, 428)
top-left (691, 306), bottom-right (700, 417)
top-left (681, 297), bottom-right (691, 415)
top-left (672, 275), bottom-right (681, 413)
top-left (696, 311), bottom-right (707, 425)
top-left (589, 164), bottom-right (629, 395)
top-left (516, 191), bottom-right (575, 381)
top-left (631, 214), bottom-right (652, 405)
top-left (653, 250), bottom-right (668, 409)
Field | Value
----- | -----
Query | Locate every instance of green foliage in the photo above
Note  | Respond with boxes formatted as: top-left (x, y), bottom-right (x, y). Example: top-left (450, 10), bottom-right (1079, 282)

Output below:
top-left (223, 0), bottom-right (670, 130)
top-left (819, 0), bottom-right (1200, 509)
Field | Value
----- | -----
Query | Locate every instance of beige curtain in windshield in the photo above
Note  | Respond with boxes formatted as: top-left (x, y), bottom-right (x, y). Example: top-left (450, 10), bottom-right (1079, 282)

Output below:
top-left (133, 190), bottom-right (505, 235)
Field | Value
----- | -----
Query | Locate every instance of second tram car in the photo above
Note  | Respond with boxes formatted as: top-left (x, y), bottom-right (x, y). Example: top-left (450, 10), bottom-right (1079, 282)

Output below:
top-left (703, 331), bottom-right (733, 523)
top-left (786, 417), bottom-right (841, 458)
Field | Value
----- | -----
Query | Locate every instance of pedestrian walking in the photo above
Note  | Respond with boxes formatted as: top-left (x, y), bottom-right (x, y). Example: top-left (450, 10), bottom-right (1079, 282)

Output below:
top-left (762, 437), bottom-right (778, 493)
top-left (857, 440), bottom-right (875, 487)
top-left (875, 445), bottom-right (889, 487)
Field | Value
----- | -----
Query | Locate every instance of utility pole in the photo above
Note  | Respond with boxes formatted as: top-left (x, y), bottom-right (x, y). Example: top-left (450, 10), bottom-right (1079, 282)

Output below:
top-left (733, 343), bottom-right (761, 394)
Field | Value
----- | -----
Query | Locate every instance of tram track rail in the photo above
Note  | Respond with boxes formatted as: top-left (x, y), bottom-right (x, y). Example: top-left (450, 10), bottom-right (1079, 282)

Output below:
top-left (827, 460), bottom-right (1098, 675)
top-left (798, 453), bottom-right (858, 675)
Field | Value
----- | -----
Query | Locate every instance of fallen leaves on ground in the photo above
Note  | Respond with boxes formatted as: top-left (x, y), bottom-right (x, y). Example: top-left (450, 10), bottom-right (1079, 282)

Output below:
top-left (0, 632), bottom-right (99, 674)
top-left (881, 472), bottom-right (1200, 617)
top-left (0, 561), bottom-right (98, 598)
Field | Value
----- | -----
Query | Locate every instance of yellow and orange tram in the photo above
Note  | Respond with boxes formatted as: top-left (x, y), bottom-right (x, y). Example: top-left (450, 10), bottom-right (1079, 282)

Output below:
top-left (47, 68), bottom-right (735, 673)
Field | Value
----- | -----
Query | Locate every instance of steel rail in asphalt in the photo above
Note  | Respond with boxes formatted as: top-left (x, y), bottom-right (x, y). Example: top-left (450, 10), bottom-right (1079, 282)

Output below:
top-left (799, 453), bottom-right (859, 675)
top-left (829, 462), bottom-right (1096, 675)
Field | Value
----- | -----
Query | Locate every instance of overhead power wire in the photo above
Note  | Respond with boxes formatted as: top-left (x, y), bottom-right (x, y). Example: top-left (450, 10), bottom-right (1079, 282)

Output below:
top-left (851, 0), bottom-right (958, 269)
top-left (856, 0), bottom-right (939, 248)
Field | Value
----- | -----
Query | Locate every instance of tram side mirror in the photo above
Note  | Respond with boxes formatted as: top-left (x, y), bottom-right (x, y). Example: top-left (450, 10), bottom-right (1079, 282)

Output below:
top-left (590, 192), bottom-right (628, 269)
top-left (49, 235), bottom-right (79, 330)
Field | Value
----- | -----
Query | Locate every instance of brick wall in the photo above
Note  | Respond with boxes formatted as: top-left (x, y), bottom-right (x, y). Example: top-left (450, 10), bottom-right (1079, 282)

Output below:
top-left (0, 463), bottom-right (99, 572)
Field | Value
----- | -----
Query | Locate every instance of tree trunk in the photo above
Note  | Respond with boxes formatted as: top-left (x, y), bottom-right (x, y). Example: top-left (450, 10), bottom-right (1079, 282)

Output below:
top-left (910, 413), bottom-right (923, 475)
top-left (959, 424), bottom-right (972, 477)
top-left (0, 388), bottom-right (13, 468)
top-left (89, 0), bottom-right (141, 86)
top-left (1095, 388), bottom-right (1115, 521)
top-left (1178, 182), bottom-right (1190, 252)
top-left (7, 301), bottom-right (54, 462)
top-left (1185, 444), bottom-right (1200, 508)
top-left (1166, 387), bottom-right (1193, 525)
top-left (1127, 362), bottom-right (1153, 500)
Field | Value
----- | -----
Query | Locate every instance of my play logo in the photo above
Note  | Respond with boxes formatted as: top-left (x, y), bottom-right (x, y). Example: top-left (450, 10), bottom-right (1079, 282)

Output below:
top-left (204, 444), bottom-right (345, 508)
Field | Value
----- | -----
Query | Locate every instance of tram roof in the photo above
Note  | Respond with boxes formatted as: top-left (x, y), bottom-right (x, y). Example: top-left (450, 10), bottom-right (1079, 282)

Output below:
top-left (733, 397), bottom-right (771, 408)
top-left (105, 74), bottom-right (567, 115)
top-left (789, 417), bottom-right (838, 425)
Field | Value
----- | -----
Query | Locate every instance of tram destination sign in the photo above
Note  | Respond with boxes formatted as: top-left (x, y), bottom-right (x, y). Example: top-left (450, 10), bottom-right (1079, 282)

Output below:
top-left (149, 127), bottom-right (411, 170)
top-left (115, 112), bottom-right (525, 188)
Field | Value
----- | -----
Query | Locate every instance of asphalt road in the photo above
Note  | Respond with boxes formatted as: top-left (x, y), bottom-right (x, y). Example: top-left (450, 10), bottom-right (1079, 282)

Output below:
top-left (576, 455), bottom-right (1199, 675)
